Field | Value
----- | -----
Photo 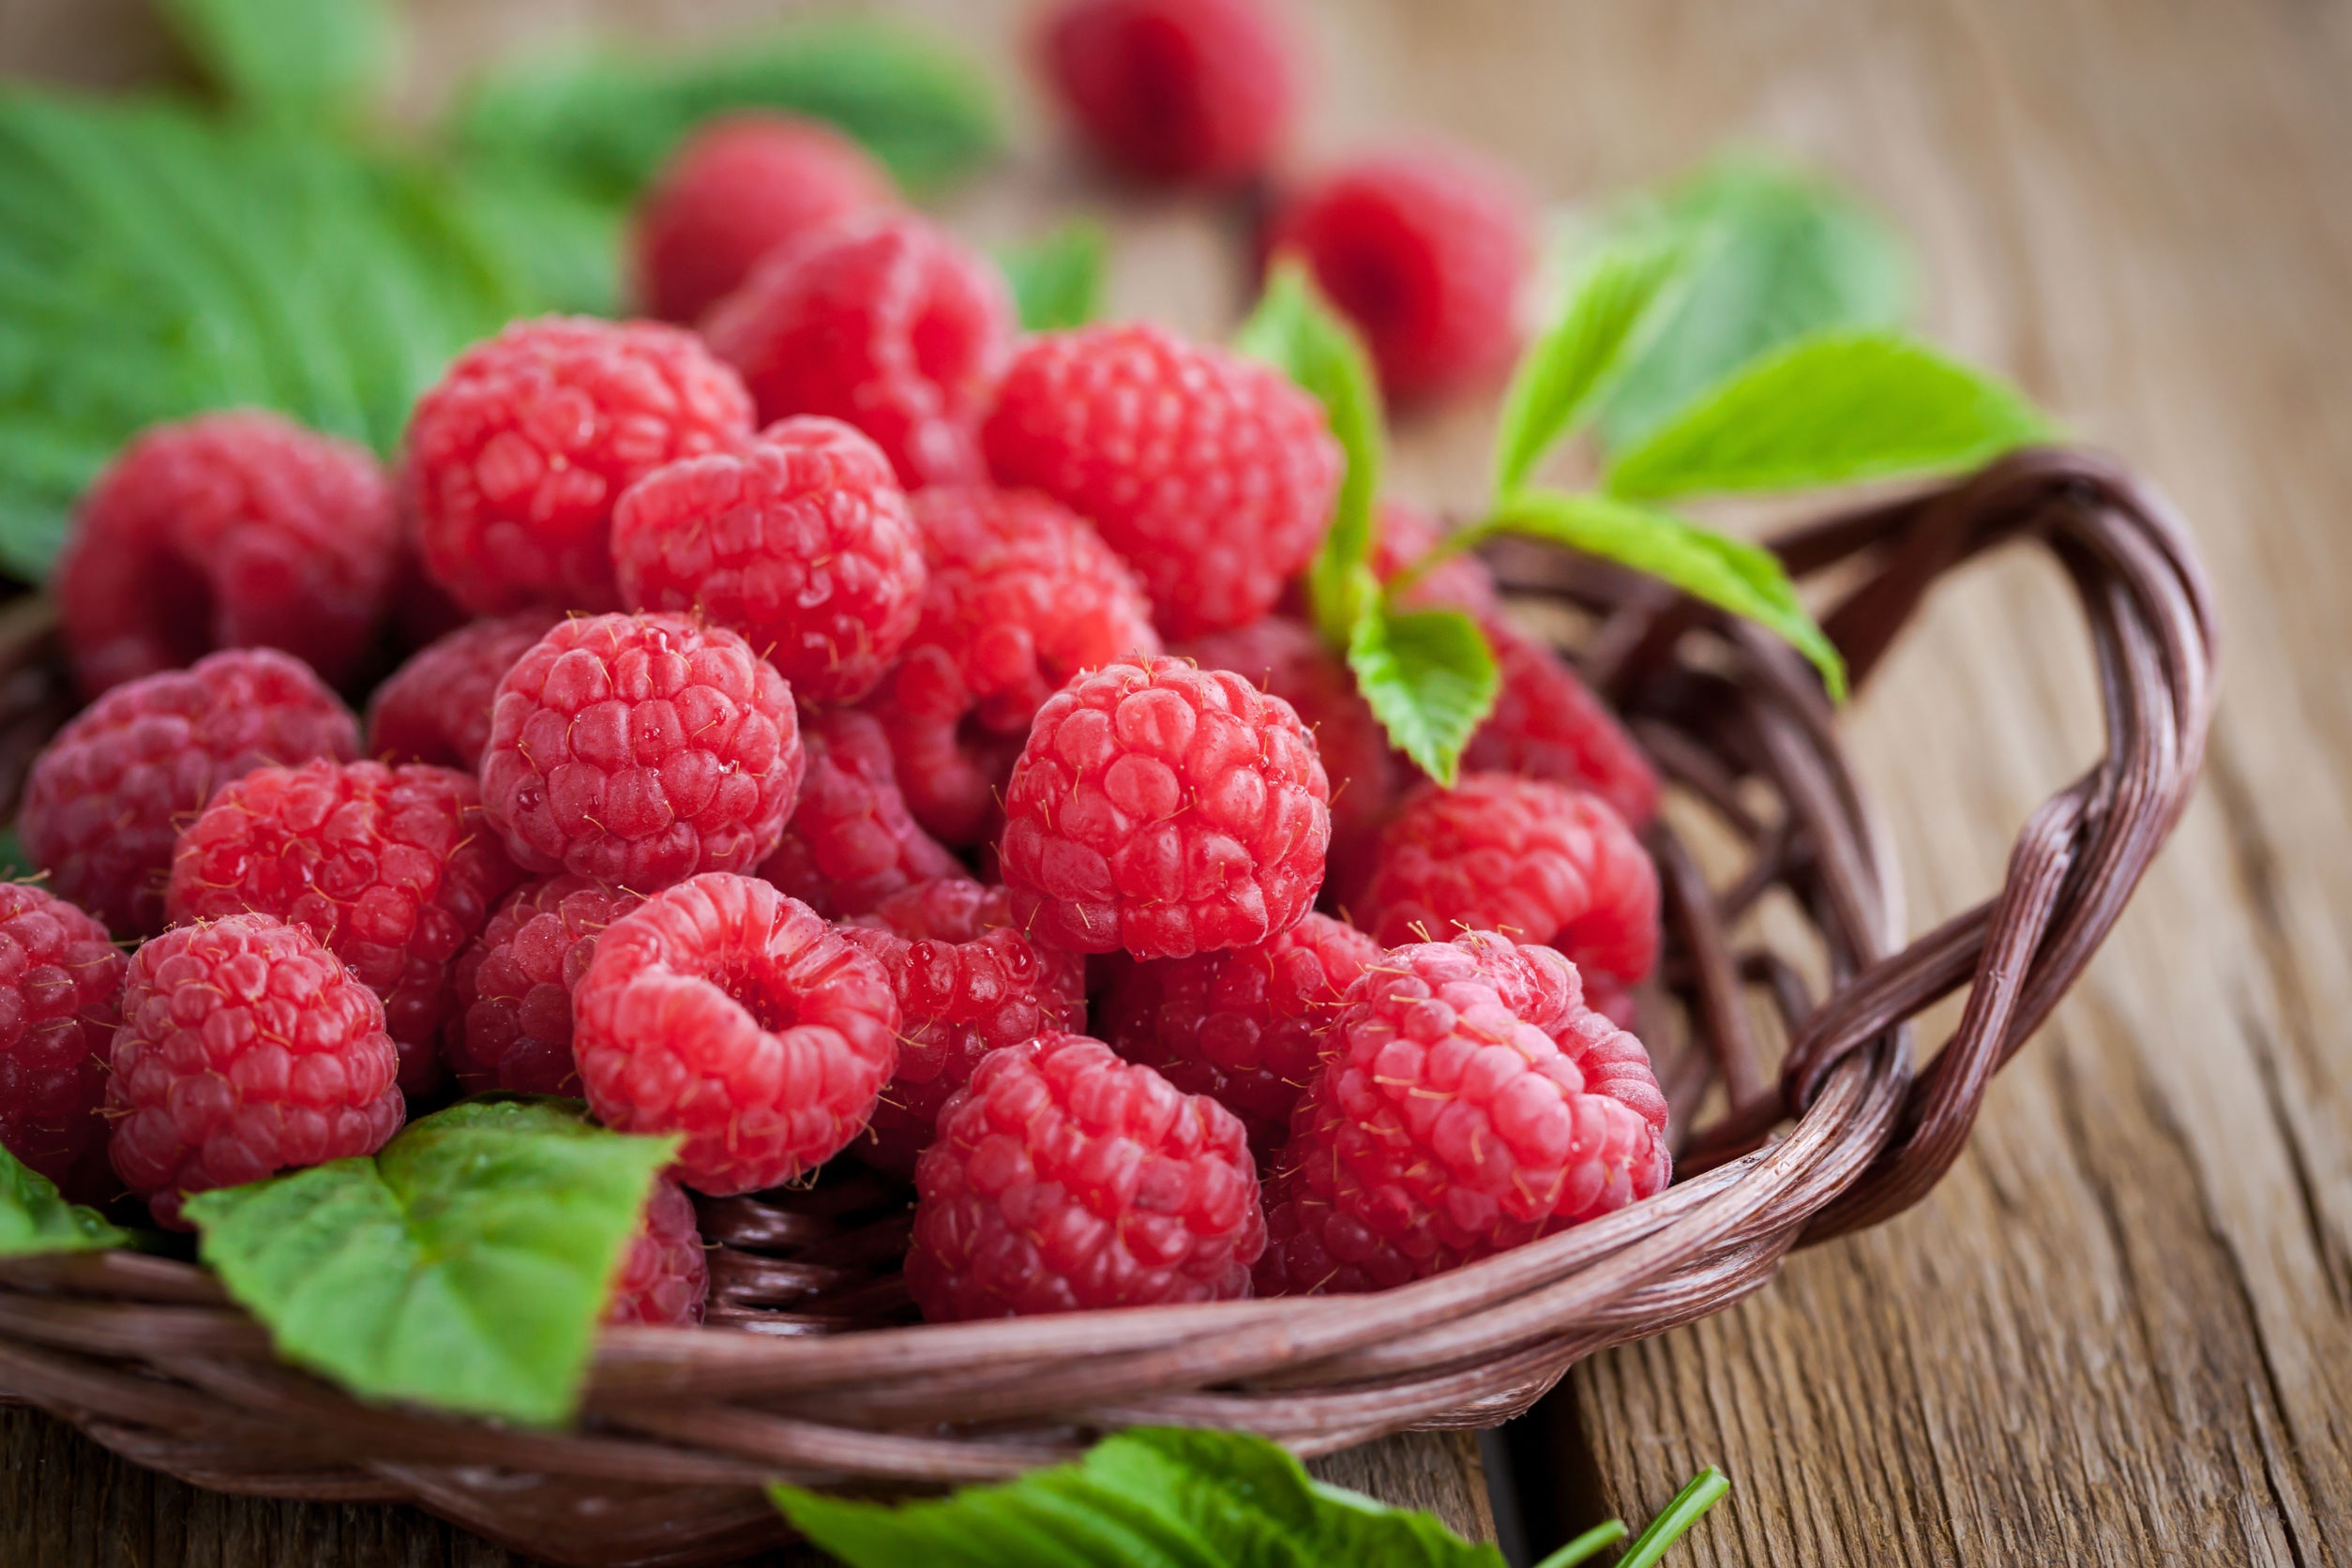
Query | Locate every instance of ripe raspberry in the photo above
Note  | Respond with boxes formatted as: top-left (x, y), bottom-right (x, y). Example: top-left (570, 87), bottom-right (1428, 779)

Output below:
top-left (754, 707), bottom-right (959, 918)
top-left (19, 649), bottom-right (359, 939)
top-left (446, 874), bottom-right (645, 1096)
top-left (0, 885), bottom-right (128, 1204)
top-left (1266, 144), bottom-right (1531, 402)
top-left (867, 484), bottom-right (1160, 845)
top-left (703, 212), bottom-right (1014, 489)
top-left (404, 316), bottom-right (754, 616)
top-left (480, 613), bottom-right (803, 888)
top-left (1462, 622), bottom-right (1660, 830)
top-left (604, 1173), bottom-right (710, 1326)
top-left (633, 113), bottom-right (896, 326)
top-left (1100, 912), bottom-right (1375, 1159)
top-left (905, 1033), bottom-right (1263, 1320)
top-left (55, 411), bottom-right (398, 698)
top-left (365, 611), bottom-right (557, 771)
top-left (1366, 498), bottom-right (1502, 618)
top-left (1255, 931), bottom-right (1668, 1295)
top-left (166, 760), bottom-right (521, 1098)
top-left (1000, 656), bottom-right (1331, 959)
top-left (611, 417), bottom-right (925, 705)
top-left (840, 878), bottom-right (1087, 1176)
top-left (107, 913), bottom-right (404, 1229)
top-left (1041, 0), bottom-right (1294, 187)
top-left (572, 873), bottom-right (897, 1195)
top-left (1356, 775), bottom-right (1659, 1025)
top-left (981, 324), bottom-right (1342, 639)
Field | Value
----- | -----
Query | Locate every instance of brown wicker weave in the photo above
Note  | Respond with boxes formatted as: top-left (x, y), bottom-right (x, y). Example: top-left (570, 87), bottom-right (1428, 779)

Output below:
top-left (0, 447), bottom-right (2216, 1567)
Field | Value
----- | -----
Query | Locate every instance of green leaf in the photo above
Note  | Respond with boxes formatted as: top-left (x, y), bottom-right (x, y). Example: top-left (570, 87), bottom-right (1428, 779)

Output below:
top-left (183, 1098), bottom-right (677, 1426)
top-left (1594, 157), bottom-right (1912, 451)
top-left (1347, 606), bottom-right (1500, 786)
top-left (1235, 259), bottom-right (1385, 647)
top-left (157, 0), bottom-right (399, 125)
top-left (1489, 489), bottom-right (1847, 700)
top-left (0, 1143), bottom-right (130, 1258)
top-left (999, 220), bottom-right (1108, 333)
top-left (773, 1426), bottom-right (1504, 1568)
top-left (1603, 330), bottom-right (2049, 503)
top-left (1493, 233), bottom-right (1687, 492)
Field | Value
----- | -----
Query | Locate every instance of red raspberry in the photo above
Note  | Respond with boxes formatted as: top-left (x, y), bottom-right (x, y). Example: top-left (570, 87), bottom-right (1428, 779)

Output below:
top-left (446, 874), bottom-right (645, 1096)
top-left (905, 1033), bottom-right (1263, 1320)
top-left (1355, 775), bottom-right (1659, 1026)
top-left (1255, 931), bottom-right (1668, 1295)
top-left (981, 324), bottom-right (1342, 639)
top-left (572, 873), bottom-right (897, 1195)
top-left (754, 708), bottom-right (959, 918)
top-left (867, 484), bottom-right (1160, 845)
top-left (611, 417), bottom-right (925, 705)
top-left (106, 913), bottom-right (404, 1229)
top-left (1266, 144), bottom-right (1531, 402)
top-left (1041, 0), bottom-right (1294, 187)
top-left (166, 760), bottom-right (521, 1098)
top-left (604, 1173), bottom-right (710, 1326)
top-left (1365, 498), bottom-right (1502, 617)
top-left (480, 613), bottom-right (803, 888)
top-left (365, 611), bottom-right (557, 771)
top-left (703, 212), bottom-right (1014, 489)
top-left (55, 411), bottom-right (398, 697)
top-left (0, 885), bottom-right (128, 1204)
top-left (19, 649), bottom-right (359, 939)
top-left (1100, 912), bottom-right (1375, 1160)
top-left (1000, 656), bottom-right (1331, 959)
top-left (632, 112), bottom-right (896, 326)
top-left (840, 878), bottom-right (1087, 1176)
top-left (404, 316), bottom-right (754, 616)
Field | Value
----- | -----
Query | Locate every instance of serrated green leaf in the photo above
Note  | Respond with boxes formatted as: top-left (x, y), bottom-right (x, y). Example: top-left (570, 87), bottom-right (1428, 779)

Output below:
top-left (0, 1143), bottom-right (130, 1258)
top-left (999, 220), bottom-right (1108, 332)
top-left (1348, 606), bottom-right (1500, 786)
top-left (1493, 233), bottom-right (1687, 492)
top-left (1603, 330), bottom-right (2049, 503)
top-left (183, 1098), bottom-right (677, 1426)
top-left (158, 0), bottom-right (399, 125)
top-left (1490, 488), bottom-right (1846, 699)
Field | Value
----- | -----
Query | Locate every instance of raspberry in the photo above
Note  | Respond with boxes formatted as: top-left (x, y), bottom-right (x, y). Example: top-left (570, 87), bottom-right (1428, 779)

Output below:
top-left (840, 878), bottom-right (1087, 1176)
top-left (1355, 775), bottom-right (1659, 1025)
top-left (604, 1173), bottom-right (710, 1326)
top-left (572, 873), bottom-right (897, 1195)
top-left (106, 913), bottom-right (404, 1229)
top-left (905, 1033), bottom-right (1263, 1320)
top-left (1255, 931), bottom-right (1668, 1295)
top-left (445, 874), bottom-right (645, 1096)
top-left (611, 417), bottom-right (925, 705)
top-left (981, 324), bottom-right (1342, 639)
top-left (0, 885), bottom-right (128, 1204)
top-left (404, 316), bottom-right (754, 616)
top-left (1461, 621), bottom-right (1661, 830)
top-left (365, 611), bottom-right (557, 771)
top-left (1366, 498), bottom-right (1502, 618)
top-left (703, 212), bottom-right (1014, 490)
top-left (1040, 0), bottom-right (1294, 187)
top-left (632, 113), bottom-right (896, 326)
top-left (754, 707), bottom-right (959, 918)
top-left (479, 613), bottom-right (803, 888)
top-left (1100, 912), bottom-right (1375, 1159)
top-left (54, 411), bottom-right (398, 697)
top-left (19, 649), bottom-right (360, 939)
top-left (1266, 144), bottom-right (1531, 402)
top-left (166, 760), bottom-right (521, 1098)
top-left (866, 484), bottom-right (1160, 845)
top-left (1000, 656), bottom-right (1331, 959)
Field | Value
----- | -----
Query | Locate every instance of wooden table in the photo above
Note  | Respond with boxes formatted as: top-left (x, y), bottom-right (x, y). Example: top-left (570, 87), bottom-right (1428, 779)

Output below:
top-left (6, 1), bottom-right (2350, 1563)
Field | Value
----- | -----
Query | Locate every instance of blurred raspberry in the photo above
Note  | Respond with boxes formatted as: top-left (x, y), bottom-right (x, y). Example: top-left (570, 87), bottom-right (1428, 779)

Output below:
top-left (1041, 0), bottom-right (1294, 187)
top-left (703, 212), bottom-right (1014, 489)
top-left (603, 1173), bottom-right (710, 1326)
top-left (1462, 621), bottom-right (1660, 830)
top-left (404, 316), bottom-right (753, 616)
top-left (754, 707), bottom-right (959, 918)
top-left (56, 410), bottom-right (397, 696)
top-left (611, 417), bottom-right (925, 705)
top-left (365, 611), bottom-right (556, 771)
top-left (906, 1033), bottom-right (1263, 1319)
top-left (446, 874), bottom-right (645, 1096)
top-left (0, 885), bottom-right (127, 1204)
top-left (1365, 498), bottom-right (1502, 617)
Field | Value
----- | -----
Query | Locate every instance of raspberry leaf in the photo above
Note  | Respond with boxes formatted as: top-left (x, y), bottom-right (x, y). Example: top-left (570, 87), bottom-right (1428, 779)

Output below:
top-left (158, 0), bottom-right (399, 126)
top-left (999, 219), bottom-right (1108, 332)
top-left (1602, 330), bottom-right (2050, 502)
top-left (1493, 233), bottom-right (1688, 492)
top-left (0, 1145), bottom-right (130, 1258)
top-left (1348, 605), bottom-right (1500, 786)
top-left (183, 1098), bottom-right (678, 1426)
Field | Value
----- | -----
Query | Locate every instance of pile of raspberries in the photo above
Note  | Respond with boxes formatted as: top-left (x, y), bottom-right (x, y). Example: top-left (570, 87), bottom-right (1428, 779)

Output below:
top-left (2, 1), bottom-right (1669, 1326)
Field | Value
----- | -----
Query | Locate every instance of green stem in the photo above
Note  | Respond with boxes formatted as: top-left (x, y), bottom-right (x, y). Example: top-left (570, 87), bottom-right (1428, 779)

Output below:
top-left (1532, 1518), bottom-right (1630, 1568)
top-left (1615, 1467), bottom-right (1731, 1568)
top-left (1382, 508), bottom-right (1503, 600)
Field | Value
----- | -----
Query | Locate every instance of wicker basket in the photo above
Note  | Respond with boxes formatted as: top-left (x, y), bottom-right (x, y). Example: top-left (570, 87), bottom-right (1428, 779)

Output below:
top-left (0, 447), bottom-right (2216, 1567)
